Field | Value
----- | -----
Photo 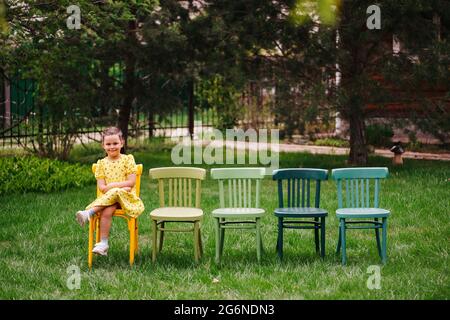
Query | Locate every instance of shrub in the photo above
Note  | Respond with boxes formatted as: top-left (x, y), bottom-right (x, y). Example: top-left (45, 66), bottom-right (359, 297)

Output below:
top-left (0, 156), bottom-right (94, 195)
top-left (314, 138), bottom-right (349, 148)
top-left (366, 124), bottom-right (394, 147)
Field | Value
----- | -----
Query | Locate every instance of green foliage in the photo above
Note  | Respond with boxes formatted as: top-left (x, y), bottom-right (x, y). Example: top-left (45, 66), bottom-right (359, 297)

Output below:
top-left (291, 0), bottom-right (340, 26)
top-left (0, 0), bottom-right (7, 34)
top-left (0, 156), bottom-right (93, 195)
top-left (366, 124), bottom-right (394, 147)
top-left (0, 0), bottom-right (175, 157)
top-left (314, 138), bottom-right (349, 148)
top-left (2, 0), bottom-right (449, 165)
top-left (195, 76), bottom-right (243, 130)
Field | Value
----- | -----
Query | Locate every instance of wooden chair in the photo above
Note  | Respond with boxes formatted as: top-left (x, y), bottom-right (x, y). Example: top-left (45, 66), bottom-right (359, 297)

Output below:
top-left (210, 167), bottom-right (266, 263)
top-left (89, 164), bottom-right (143, 269)
top-left (331, 167), bottom-right (390, 265)
top-left (149, 167), bottom-right (206, 262)
top-left (272, 168), bottom-right (328, 260)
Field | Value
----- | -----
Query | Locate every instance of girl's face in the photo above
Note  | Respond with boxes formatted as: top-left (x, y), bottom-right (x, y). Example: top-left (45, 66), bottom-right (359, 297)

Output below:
top-left (102, 134), bottom-right (124, 159)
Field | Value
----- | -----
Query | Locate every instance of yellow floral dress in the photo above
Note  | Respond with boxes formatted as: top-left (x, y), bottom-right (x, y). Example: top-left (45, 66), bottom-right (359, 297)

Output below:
top-left (86, 154), bottom-right (145, 218)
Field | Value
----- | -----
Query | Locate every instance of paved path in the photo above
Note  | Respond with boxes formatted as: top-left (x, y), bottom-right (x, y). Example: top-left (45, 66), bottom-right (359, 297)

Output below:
top-left (197, 140), bottom-right (450, 161)
top-left (67, 126), bottom-right (450, 161)
top-left (277, 143), bottom-right (450, 161)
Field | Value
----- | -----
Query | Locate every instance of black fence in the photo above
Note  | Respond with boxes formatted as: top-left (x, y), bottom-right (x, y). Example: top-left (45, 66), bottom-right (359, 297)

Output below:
top-left (0, 72), bottom-right (225, 150)
top-left (0, 70), bottom-right (282, 151)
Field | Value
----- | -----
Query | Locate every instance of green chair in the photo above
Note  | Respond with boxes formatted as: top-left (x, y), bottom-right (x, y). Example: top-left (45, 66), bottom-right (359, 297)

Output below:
top-left (331, 167), bottom-right (390, 265)
top-left (210, 167), bottom-right (266, 263)
top-left (272, 168), bottom-right (328, 260)
top-left (149, 167), bottom-right (206, 262)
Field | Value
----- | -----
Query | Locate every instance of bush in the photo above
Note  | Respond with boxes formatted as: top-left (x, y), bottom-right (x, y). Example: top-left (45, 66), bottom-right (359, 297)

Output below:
top-left (314, 138), bottom-right (349, 148)
top-left (366, 124), bottom-right (394, 147)
top-left (0, 156), bottom-right (94, 195)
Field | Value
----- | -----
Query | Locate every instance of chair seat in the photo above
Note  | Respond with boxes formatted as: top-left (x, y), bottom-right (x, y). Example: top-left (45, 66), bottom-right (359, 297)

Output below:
top-left (150, 207), bottom-right (203, 221)
top-left (113, 209), bottom-right (125, 216)
top-left (212, 207), bottom-right (265, 218)
top-left (95, 209), bottom-right (127, 218)
top-left (274, 207), bottom-right (328, 218)
top-left (336, 208), bottom-right (390, 218)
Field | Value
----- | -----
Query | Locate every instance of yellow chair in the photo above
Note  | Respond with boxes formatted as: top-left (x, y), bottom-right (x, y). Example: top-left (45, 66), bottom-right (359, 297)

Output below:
top-left (149, 167), bottom-right (206, 262)
top-left (88, 164), bottom-right (143, 268)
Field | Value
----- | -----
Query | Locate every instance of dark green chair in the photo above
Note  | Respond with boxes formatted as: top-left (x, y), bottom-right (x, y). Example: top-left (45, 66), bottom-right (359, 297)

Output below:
top-left (331, 167), bottom-right (390, 265)
top-left (272, 168), bottom-right (328, 260)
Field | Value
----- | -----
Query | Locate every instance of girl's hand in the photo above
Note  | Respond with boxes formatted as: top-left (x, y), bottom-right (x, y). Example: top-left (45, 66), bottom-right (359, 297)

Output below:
top-left (101, 183), bottom-right (115, 193)
top-left (108, 182), bottom-right (119, 189)
top-left (122, 187), bottom-right (132, 192)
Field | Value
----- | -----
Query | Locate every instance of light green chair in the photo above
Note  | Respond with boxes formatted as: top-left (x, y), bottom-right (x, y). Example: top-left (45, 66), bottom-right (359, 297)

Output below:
top-left (149, 167), bottom-right (206, 262)
top-left (332, 167), bottom-right (390, 265)
top-left (210, 167), bottom-right (266, 263)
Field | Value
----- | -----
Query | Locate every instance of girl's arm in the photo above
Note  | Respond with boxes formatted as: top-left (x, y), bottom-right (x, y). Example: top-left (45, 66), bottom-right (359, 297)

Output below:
top-left (105, 174), bottom-right (136, 191)
top-left (97, 179), bottom-right (108, 193)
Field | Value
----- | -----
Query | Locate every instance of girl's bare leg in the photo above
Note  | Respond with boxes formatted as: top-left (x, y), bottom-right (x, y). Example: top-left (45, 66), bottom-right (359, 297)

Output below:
top-left (89, 206), bottom-right (105, 214)
top-left (77, 206), bottom-right (106, 227)
top-left (99, 204), bottom-right (118, 240)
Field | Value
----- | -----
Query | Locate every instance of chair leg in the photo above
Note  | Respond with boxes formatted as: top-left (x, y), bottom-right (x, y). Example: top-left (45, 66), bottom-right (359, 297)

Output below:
top-left (219, 218), bottom-right (225, 256)
top-left (277, 217), bottom-right (283, 261)
top-left (260, 228), bottom-right (265, 254)
top-left (194, 221), bottom-right (200, 262)
top-left (95, 217), bottom-right (101, 244)
top-left (152, 219), bottom-right (157, 262)
top-left (381, 218), bottom-right (388, 264)
top-left (375, 218), bottom-right (382, 258)
top-left (135, 220), bottom-right (139, 254)
top-left (256, 218), bottom-right (262, 262)
top-left (340, 218), bottom-right (347, 265)
top-left (198, 226), bottom-right (203, 257)
top-left (88, 217), bottom-right (95, 269)
top-left (320, 217), bottom-right (326, 259)
top-left (214, 218), bottom-right (221, 264)
top-left (336, 222), bottom-right (342, 254)
top-left (158, 222), bottom-right (165, 253)
top-left (129, 219), bottom-right (135, 266)
top-left (314, 217), bottom-right (320, 254)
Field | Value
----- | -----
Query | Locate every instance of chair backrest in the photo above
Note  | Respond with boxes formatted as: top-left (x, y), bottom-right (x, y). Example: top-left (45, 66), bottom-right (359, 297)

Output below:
top-left (272, 168), bottom-right (328, 208)
top-left (149, 167), bottom-right (206, 208)
top-left (210, 167), bottom-right (266, 208)
top-left (331, 167), bottom-right (389, 208)
top-left (92, 163), bottom-right (143, 197)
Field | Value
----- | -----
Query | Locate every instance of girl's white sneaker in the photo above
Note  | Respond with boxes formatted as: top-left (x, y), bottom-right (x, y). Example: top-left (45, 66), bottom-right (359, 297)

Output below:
top-left (76, 211), bottom-right (90, 227)
top-left (92, 243), bottom-right (109, 256)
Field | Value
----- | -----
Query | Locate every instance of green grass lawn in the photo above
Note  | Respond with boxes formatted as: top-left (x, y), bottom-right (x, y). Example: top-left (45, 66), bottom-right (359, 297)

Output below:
top-left (0, 149), bottom-right (449, 299)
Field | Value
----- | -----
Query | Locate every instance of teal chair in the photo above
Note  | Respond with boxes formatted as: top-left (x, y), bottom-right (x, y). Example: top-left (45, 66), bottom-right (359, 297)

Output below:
top-left (331, 167), bottom-right (390, 265)
top-left (210, 168), bottom-right (266, 263)
top-left (273, 168), bottom-right (328, 260)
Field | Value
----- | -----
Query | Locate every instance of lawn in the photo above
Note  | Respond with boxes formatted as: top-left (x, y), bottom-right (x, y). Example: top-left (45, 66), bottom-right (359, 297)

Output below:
top-left (0, 148), bottom-right (449, 299)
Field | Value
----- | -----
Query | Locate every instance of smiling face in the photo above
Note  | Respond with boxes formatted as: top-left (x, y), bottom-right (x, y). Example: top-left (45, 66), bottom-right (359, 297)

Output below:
top-left (102, 134), bottom-right (124, 159)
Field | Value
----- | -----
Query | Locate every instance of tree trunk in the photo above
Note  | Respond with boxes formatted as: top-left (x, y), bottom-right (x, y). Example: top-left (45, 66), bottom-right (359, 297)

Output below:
top-left (118, 59), bottom-right (134, 151)
top-left (188, 79), bottom-right (194, 139)
top-left (118, 20), bottom-right (137, 151)
top-left (338, 1), bottom-right (370, 166)
top-left (348, 111), bottom-right (368, 165)
top-left (148, 110), bottom-right (154, 138)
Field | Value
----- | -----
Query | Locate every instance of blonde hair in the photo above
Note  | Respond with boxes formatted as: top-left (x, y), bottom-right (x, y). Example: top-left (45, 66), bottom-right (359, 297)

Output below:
top-left (102, 126), bottom-right (124, 143)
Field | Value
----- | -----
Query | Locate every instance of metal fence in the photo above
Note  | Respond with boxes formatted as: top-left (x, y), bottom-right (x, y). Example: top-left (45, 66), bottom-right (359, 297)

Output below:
top-left (0, 72), bottom-right (224, 149)
top-left (0, 68), bottom-right (287, 151)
